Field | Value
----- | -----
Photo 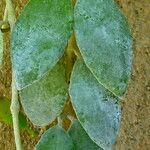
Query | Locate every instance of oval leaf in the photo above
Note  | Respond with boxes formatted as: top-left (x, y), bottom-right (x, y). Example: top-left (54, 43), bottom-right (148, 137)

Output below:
top-left (35, 125), bottom-right (74, 150)
top-left (0, 32), bottom-right (3, 67)
top-left (20, 61), bottom-right (68, 126)
top-left (68, 120), bottom-right (102, 150)
top-left (69, 59), bottom-right (121, 149)
top-left (74, 0), bottom-right (132, 96)
top-left (11, 0), bottom-right (73, 89)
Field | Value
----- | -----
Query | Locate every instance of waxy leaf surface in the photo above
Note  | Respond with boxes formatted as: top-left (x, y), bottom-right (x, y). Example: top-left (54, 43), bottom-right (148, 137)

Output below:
top-left (20, 61), bottom-right (68, 126)
top-left (74, 0), bottom-right (132, 96)
top-left (35, 125), bottom-right (74, 150)
top-left (11, 0), bottom-right (73, 89)
top-left (68, 120), bottom-right (102, 150)
top-left (69, 59), bottom-right (121, 149)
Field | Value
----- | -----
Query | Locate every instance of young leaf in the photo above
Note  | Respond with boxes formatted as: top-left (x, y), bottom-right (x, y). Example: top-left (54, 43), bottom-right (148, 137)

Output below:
top-left (0, 32), bottom-right (3, 67)
top-left (11, 0), bottom-right (73, 89)
top-left (35, 125), bottom-right (74, 150)
top-left (68, 120), bottom-right (102, 150)
top-left (0, 98), bottom-right (37, 137)
top-left (20, 61), bottom-right (68, 126)
top-left (69, 59), bottom-right (121, 149)
top-left (0, 98), bottom-right (13, 125)
top-left (74, 0), bottom-right (132, 96)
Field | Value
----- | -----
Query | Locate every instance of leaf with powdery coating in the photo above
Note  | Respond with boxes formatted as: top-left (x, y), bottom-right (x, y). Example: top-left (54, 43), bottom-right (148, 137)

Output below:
top-left (20, 61), bottom-right (68, 126)
top-left (35, 125), bottom-right (74, 150)
top-left (69, 59), bottom-right (121, 149)
top-left (74, 0), bottom-right (132, 96)
top-left (68, 120), bottom-right (102, 150)
top-left (11, 0), bottom-right (73, 89)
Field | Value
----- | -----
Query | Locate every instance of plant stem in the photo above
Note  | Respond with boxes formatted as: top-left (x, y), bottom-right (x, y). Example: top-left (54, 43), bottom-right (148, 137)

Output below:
top-left (3, 5), bottom-right (8, 21)
top-left (5, 0), bottom-right (22, 150)
top-left (6, 0), bottom-right (16, 28)
top-left (11, 75), bottom-right (22, 150)
top-left (0, 7), bottom-right (8, 28)
top-left (57, 116), bottom-right (63, 127)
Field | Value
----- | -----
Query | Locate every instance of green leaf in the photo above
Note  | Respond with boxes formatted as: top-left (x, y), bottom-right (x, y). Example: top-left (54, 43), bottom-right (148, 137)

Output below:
top-left (68, 120), bottom-right (102, 150)
top-left (35, 125), bottom-right (74, 150)
top-left (0, 98), bottom-right (37, 137)
top-left (20, 61), bottom-right (68, 126)
top-left (0, 98), bottom-right (12, 125)
top-left (69, 59), bottom-right (121, 149)
top-left (74, 0), bottom-right (132, 96)
top-left (11, 0), bottom-right (73, 89)
top-left (0, 32), bottom-right (3, 67)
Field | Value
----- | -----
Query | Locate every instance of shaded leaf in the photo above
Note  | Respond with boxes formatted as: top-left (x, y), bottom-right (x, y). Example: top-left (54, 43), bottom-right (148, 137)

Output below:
top-left (0, 98), bottom-right (27, 128)
top-left (68, 120), bottom-right (102, 150)
top-left (20, 61), bottom-right (68, 126)
top-left (11, 0), bottom-right (73, 89)
top-left (0, 32), bottom-right (3, 67)
top-left (0, 98), bottom-right (37, 137)
top-left (74, 0), bottom-right (132, 96)
top-left (35, 125), bottom-right (74, 150)
top-left (69, 59), bottom-right (121, 149)
top-left (0, 98), bottom-right (12, 125)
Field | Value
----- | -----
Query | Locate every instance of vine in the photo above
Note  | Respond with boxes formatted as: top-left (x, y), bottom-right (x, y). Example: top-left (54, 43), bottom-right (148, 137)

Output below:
top-left (0, 0), bottom-right (132, 149)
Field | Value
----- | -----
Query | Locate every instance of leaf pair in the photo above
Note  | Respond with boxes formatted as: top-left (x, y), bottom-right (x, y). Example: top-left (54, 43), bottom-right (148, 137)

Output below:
top-left (74, 0), bottom-right (132, 96)
top-left (69, 1), bottom-right (132, 149)
top-left (11, 0), bottom-right (73, 126)
top-left (20, 60), bottom-right (68, 126)
top-left (11, 0), bottom-right (73, 89)
top-left (35, 120), bottom-right (102, 150)
top-left (69, 59), bottom-right (121, 149)
top-left (11, 0), bottom-right (132, 97)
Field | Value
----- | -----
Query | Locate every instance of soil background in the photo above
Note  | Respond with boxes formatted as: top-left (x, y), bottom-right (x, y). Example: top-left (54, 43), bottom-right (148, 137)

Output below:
top-left (0, 0), bottom-right (150, 150)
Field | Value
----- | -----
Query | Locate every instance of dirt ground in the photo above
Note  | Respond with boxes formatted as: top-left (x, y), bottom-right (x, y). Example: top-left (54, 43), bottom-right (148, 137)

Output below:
top-left (0, 0), bottom-right (150, 150)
